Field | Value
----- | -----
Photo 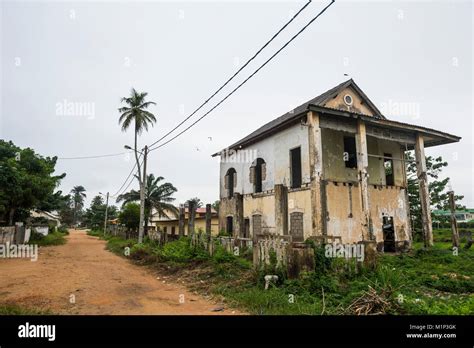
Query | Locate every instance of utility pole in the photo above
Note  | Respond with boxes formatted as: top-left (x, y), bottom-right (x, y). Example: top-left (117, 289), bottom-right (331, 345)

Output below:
top-left (138, 145), bottom-right (148, 244)
top-left (448, 190), bottom-right (460, 249)
top-left (103, 192), bottom-right (109, 235)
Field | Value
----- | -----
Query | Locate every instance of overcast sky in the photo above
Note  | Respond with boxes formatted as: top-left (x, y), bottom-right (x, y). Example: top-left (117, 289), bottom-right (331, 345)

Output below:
top-left (1, 0), bottom-right (472, 209)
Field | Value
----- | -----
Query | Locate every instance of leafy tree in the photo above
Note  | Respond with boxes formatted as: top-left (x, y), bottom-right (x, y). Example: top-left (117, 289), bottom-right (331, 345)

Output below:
top-left (70, 185), bottom-right (87, 225)
top-left (58, 194), bottom-right (75, 226)
top-left (0, 140), bottom-right (65, 225)
top-left (406, 152), bottom-right (464, 236)
top-left (116, 173), bottom-right (178, 233)
top-left (83, 195), bottom-right (118, 229)
top-left (212, 200), bottom-right (220, 213)
top-left (119, 202), bottom-right (140, 231)
top-left (118, 88), bottom-right (157, 242)
top-left (186, 197), bottom-right (203, 208)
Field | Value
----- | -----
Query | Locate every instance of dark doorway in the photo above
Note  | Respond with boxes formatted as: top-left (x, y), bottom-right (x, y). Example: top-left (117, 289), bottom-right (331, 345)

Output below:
top-left (382, 216), bottom-right (395, 252)
top-left (290, 147), bottom-right (302, 188)
top-left (226, 216), bottom-right (233, 236)
top-left (290, 212), bottom-right (304, 242)
top-left (384, 153), bottom-right (394, 186)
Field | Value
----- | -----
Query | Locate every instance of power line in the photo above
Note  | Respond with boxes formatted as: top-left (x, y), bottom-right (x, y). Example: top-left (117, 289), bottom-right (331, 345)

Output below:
top-left (110, 153), bottom-right (143, 198)
top-left (147, 0), bottom-right (313, 150)
top-left (58, 151), bottom-right (131, 160)
top-left (149, 0), bottom-right (335, 153)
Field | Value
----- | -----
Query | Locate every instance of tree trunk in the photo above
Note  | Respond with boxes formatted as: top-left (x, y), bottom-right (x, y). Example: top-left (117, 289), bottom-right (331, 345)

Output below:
top-left (8, 208), bottom-right (15, 226)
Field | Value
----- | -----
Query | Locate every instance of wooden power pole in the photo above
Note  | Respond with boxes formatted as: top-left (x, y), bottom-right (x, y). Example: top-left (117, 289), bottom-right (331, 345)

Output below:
top-left (448, 191), bottom-right (460, 248)
top-left (103, 192), bottom-right (109, 235)
top-left (138, 145), bottom-right (148, 244)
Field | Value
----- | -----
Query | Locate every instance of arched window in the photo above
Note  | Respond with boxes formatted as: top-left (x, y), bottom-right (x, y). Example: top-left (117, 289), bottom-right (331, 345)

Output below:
top-left (225, 168), bottom-right (237, 198)
top-left (250, 158), bottom-right (266, 193)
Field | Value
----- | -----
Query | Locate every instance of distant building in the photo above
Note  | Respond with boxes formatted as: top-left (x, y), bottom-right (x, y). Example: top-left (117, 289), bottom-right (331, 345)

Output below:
top-left (432, 209), bottom-right (474, 223)
top-left (150, 207), bottom-right (219, 236)
top-left (29, 210), bottom-right (61, 226)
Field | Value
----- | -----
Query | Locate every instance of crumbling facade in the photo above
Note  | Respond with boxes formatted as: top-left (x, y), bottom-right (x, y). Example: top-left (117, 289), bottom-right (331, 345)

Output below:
top-left (213, 79), bottom-right (460, 252)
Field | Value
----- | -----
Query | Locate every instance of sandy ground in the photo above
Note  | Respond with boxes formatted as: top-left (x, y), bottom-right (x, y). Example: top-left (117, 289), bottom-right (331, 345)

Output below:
top-left (0, 229), bottom-right (241, 315)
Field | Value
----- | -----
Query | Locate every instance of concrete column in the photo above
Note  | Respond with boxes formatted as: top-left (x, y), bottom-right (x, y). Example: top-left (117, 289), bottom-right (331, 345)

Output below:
top-left (355, 119), bottom-right (373, 241)
top-left (274, 184), bottom-right (288, 236)
top-left (415, 133), bottom-right (433, 247)
top-left (307, 111), bottom-right (326, 238)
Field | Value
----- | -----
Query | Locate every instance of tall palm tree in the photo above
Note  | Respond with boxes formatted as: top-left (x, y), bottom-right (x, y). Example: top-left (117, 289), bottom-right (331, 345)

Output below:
top-left (118, 88), bottom-right (157, 242)
top-left (70, 185), bottom-right (86, 226)
top-left (116, 174), bottom-right (178, 234)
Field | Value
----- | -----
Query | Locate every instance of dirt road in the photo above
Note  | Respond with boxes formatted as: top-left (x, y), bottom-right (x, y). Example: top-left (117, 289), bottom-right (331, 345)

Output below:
top-left (0, 230), bottom-right (239, 315)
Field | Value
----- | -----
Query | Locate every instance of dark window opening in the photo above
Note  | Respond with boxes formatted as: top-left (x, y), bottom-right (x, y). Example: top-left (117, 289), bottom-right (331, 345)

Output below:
top-left (226, 216), bottom-right (233, 235)
top-left (384, 153), bottom-right (394, 186)
top-left (343, 136), bottom-right (357, 168)
top-left (290, 147), bottom-right (302, 188)
top-left (164, 226), bottom-right (167, 234)
top-left (171, 226), bottom-right (176, 235)
top-left (254, 158), bottom-right (265, 193)
top-left (226, 168), bottom-right (236, 198)
top-left (244, 218), bottom-right (250, 239)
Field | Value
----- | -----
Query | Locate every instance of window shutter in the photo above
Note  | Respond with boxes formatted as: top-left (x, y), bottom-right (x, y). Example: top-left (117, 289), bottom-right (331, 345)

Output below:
top-left (233, 172), bottom-right (237, 188)
top-left (249, 167), bottom-right (255, 184)
top-left (224, 174), bottom-right (228, 189)
top-left (262, 163), bottom-right (267, 181)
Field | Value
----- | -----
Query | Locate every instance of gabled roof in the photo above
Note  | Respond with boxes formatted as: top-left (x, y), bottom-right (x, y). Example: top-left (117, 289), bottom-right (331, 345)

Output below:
top-left (212, 79), bottom-right (384, 156)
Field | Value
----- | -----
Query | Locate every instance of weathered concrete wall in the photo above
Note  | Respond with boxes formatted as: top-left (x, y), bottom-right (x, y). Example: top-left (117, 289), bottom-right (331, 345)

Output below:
top-left (323, 86), bottom-right (376, 116)
top-left (287, 188), bottom-right (313, 240)
top-left (322, 129), bottom-right (404, 187)
top-left (369, 186), bottom-right (410, 249)
top-left (325, 183), bottom-right (364, 243)
top-left (243, 193), bottom-right (276, 236)
top-left (219, 123), bottom-right (310, 199)
top-left (325, 182), bottom-right (410, 246)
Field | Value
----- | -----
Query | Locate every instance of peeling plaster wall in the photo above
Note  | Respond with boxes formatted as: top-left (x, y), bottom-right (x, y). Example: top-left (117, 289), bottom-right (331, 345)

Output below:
top-left (243, 194), bottom-right (276, 236)
top-left (325, 183), bottom-right (364, 243)
top-left (288, 188), bottom-right (312, 239)
top-left (322, 129), bottom-right (405, 187)
top-left (218, 123), bottom-right (310, 199)
top-left (325, 183), bottom-right (410, 244)
top-left (369, 186), bottom-right (410, 244)
top-left (323, 86), bottom-right (376, 116)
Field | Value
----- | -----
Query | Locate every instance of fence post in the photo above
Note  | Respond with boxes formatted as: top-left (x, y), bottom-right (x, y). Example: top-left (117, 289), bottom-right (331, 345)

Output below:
top-left (206, 204), bottom-right (212, 240)
top-left (179, 205), bottom-right (185, 238)
top-left (188, 200), bottom-right (196, 240)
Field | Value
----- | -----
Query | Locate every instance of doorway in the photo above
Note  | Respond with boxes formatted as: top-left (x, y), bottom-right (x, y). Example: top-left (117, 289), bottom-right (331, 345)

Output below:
top-left (382, 216), bottom-right (395, 252)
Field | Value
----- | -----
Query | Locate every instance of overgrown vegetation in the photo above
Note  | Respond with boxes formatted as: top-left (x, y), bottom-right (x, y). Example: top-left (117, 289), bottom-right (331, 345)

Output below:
top-left (28, 229), bottom-right (68, 246)
top-left (89, 229), bottom-right (474, 315)
top-left (0, 304), bottom-right (52, 315)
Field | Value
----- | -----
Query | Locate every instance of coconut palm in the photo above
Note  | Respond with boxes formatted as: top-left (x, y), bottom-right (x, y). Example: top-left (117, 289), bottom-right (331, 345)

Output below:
top-left (116, 174), bottom-right (178, 234)
top-left (118, 88), bottom-right (157, 242)
top-left (118, 88), bottom-right (157, 181)
top-left (70, 185), bottom-right (86, 225)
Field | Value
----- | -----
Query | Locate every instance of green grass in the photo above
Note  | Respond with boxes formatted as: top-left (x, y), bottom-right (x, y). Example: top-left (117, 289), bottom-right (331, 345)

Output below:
top-left (0, 304), bottom-right (52, 315)
top-left (28, 230), bottom-right (68, 247)
top-left (95, 229), bottom-right (474, 315)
